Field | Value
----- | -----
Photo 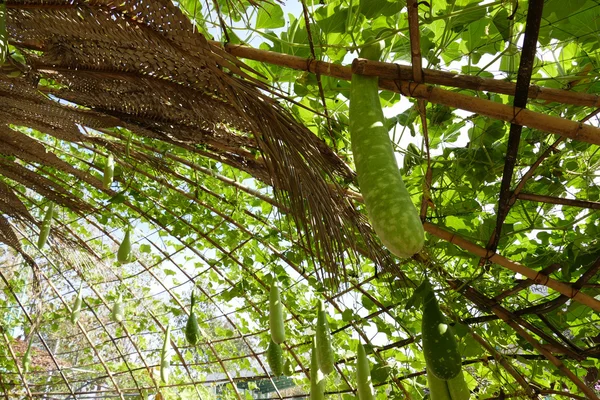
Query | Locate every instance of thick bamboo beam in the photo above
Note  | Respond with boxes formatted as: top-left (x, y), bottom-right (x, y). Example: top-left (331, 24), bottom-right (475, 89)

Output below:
top-left (210, 42), bottom-right (600, 145)
top-left (211, 41), bottom-right (600, 108)
top-left (517, 192), bottom-right (600, 209)
top-left (374, 75), bottom-right (600, 145)
top-left (423, 222), bottom-right (600, 313)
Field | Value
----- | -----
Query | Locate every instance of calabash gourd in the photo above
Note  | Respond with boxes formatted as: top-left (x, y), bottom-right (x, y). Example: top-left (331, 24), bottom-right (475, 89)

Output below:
top-left (310, 339), bottom-right (325, 400)
top-left (117, 228), bottom-right (132, 263)
top-left (315, 300), bottom-right (335, 375)
top-left (356, 342), bottom-right (375, 400)
top-left (71, 290), bottom-right (82, 324)
top-left (421, 279), bottom-right (462, 380)
top-left (427, 368), bottom-right (470, 400)
top-left (266, 339), bottom-right (283, 376)
top-left (349, 43), bottom-right (424, 258)
top-left (37, 203), bottom-right (54, 249)
top-left (103, 154), bottom-right (114, 189)
top-left (112, 293), bottom-right (124, 323)
top-left (269, 282), bottom-right (285, 344)
top-left (160, 324), bottom-right (171, 384)
top-left (185, 292), bottom-right (202, 346)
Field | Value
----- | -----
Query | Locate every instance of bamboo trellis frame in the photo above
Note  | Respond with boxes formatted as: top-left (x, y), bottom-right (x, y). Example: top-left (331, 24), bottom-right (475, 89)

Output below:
top-left (1, 1), bottom-right (599, 399)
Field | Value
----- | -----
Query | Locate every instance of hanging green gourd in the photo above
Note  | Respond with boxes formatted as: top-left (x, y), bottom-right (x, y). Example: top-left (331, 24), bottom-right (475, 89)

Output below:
top-left (70, 289), bottom-right (83, 324)
top-left (185, 291), bottom-right (201, 346)
top-left (426, 368), bottom-right (470, 400)
top-left (117, 227), bottom-right (132, 264)
top-left (37, 203), bottom-right (54, 249)
top-left (315, 299), bottom-right (335, 375)
top-left (349, 41), bottom-right (424, 258)
top-left (160, 324), bottom-right (171, 384)
top-left (266, 338), bottom-right (283, 376)
top-left (421, 279), bottom-right (462, 380)
top-left (103, 153), bottom-right (114, 190)
top-left (269, 281), bottom-right (285, 344)
top-left (356, 342), bottom-right (375, 400)
top-left (111, 293), bottom-right (124, 323)
top-left (22, 336), bottom-right (33, 373)
top-left (310, 338), bottom-right (325, 400)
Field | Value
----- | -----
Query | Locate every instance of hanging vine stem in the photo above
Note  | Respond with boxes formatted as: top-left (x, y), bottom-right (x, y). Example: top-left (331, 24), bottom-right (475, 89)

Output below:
top-left (406, 0), bottom-right (433, 220)
top-left (300, 0), bottom-right (336, 151)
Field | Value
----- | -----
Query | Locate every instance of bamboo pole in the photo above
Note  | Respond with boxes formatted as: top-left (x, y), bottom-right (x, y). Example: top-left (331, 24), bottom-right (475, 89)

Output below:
top-left (210, 41), bottom-right (600, 108)
top-left (517, 192), bottom-right (600, 209)
top-left (423, 222), bottom-right (600, 313)
top-left (210, 41), bottom-right (600, 145)
top-left (353, 58), bottom-right (600, 108)
top-left (375, 77), bottom-right (600, 145)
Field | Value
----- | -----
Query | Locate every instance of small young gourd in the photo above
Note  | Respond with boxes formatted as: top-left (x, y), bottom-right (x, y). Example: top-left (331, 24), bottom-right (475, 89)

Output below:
top-left (70, 289), bottom-right (83, 324)
top-left (266, 339), bottom-right (283, 376)
top-left (349, 42), bottom-right (425, 258)
top-left (315, 299), bottom-right (335, 375)
top-left (356, 342), bottom-right (375, 400)
top-left (103, 154), bottom-right (114, 190)
top-left (37, 203), bottom-right (54, 249)
top-left (310, 338), bottom-right (325, 400)
top-left (421, 279), bottom-right (462, 380)
top-left (160, 324), bottom-right (171, 384)
top-left (269, 282), bottom-right (285, 344)
top-left (111, 293), bottom-right (124, 323)
top-left (22, 337), bottom-right (32, 373)
top-left (185, 292), bottom-right (201, 346)
top-left (117, 228), bottom-right (132, 264)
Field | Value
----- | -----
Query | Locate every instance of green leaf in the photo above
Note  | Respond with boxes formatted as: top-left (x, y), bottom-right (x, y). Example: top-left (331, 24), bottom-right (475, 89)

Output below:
top-left (256, 3), bottom-right (285, 29)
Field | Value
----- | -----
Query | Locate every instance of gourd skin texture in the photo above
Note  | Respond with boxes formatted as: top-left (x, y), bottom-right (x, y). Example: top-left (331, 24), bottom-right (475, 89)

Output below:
top-left (269, 283), bottom-right (285, 344)
top-left (349, 60), bottom-right (424, 258)
top-left (421, 281), bottom-right (462, 380)
top-left (427, 368), bottom-right (470, 400)
top-left (37, 203), bottom-right (54, 249)
top-left (267, 339), bottom-right (283, 376)
top-left (315, 300), bottom-right (335, 375)
top-left (161, 325), bottom-right (171, 384)
top-left (310, 340), bottom-right (325, 400)
top-left (103, 154), bottom-right (114, 190)
top-left (117, 229), bottom-right (132, 263)
top-left (185, 293), bottom-right (201, 345)
top-left (356, 342), bottom-right (375, 400)
top-left (112, 293), bottom-right (124, 323)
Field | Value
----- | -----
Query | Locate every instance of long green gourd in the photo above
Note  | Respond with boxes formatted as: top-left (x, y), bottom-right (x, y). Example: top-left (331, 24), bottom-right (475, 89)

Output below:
top-left (269, 282), bottom-right (285, 344)
top-left (70, 289), bottom-right (82, 324)
top-left (185, 292), bottom-right (201, 346)
top-left (310, 339), bottom-right (325, 400)
top-left (161, 324), bottom-right (171, 384)
top-left (266, 339), bottom-right (283, 376)
top-left (349, 42), bottom-right (424, 258)
top-left (112, 293), bottom-right (124, 323)
top-left (103, 154), bottom-right (114, 190)
top-left (427, 368), bottom-right (470, 400)
top-left (315, 299), bottom-right (335, 375)
top-left (421, 279), bottom-right (462, 380)
top-left (117, 228), bottom-right (132, 263)
top-left (37, 203), bottom-right (54, 249)
top-left (356, 342), bottom-right (375, 400)
top-left (22, 337), bottom-right (32, 373)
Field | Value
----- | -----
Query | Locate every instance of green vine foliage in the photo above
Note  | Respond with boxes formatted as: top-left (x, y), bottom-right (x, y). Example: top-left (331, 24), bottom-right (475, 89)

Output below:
top-left (0, 0), bottom-right (599, 399)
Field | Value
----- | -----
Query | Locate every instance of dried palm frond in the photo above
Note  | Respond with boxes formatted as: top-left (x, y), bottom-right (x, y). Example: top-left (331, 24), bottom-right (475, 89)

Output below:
top-left (1, 0), bottom-right (394, 286)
